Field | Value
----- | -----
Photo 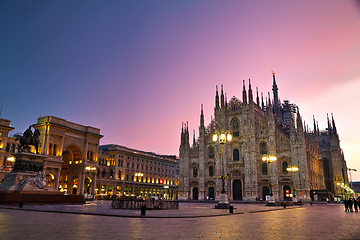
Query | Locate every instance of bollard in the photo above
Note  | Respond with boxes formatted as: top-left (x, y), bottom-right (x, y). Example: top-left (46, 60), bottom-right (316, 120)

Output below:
top-left (229, 205), bottom-right (234, 213)
top-left (19, 201), bottom-right (23, 208)
top-left (141, 205), bottom-right (146, 216)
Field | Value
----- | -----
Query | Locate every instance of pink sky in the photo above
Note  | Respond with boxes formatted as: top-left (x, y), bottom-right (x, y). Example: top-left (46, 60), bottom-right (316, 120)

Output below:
top-left (1, 1), bottom-right (360, 180)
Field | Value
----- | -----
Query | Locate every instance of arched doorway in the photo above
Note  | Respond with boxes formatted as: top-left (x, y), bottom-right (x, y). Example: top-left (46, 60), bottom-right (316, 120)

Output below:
top-left (233, 180), bottom-right (242, 200)
top-left (284, 185), bottom-right (291, 201)
top-left (192, 187), bottom-right (198, 200)
top-left (84, 177), bottom-right (92, 194)
top-left (61, 145), bottom-right (82, 194)
top-left (46, 173), bottom-right (55, 188)
top-left (262, 186), bottom-right (270, 201)
top-left (208, 187), bottom-right (215, 200)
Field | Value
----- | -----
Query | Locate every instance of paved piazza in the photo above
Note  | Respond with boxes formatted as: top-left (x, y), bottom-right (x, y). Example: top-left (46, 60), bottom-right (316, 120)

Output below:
top-left (0, 202), bottom-right (359, 239)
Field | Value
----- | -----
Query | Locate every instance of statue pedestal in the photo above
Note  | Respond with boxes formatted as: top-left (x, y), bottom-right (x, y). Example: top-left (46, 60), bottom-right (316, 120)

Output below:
top-left (0, 152), bottom-right (84, 204)
top-left (0, 152), bottom-right (47, 191)
top-left (215, 193), bottom-right (230, 209)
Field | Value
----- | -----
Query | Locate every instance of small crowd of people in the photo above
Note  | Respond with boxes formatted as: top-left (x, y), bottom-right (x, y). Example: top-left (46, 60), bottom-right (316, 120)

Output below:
top-left (344, 198), bottom-right (360, 212)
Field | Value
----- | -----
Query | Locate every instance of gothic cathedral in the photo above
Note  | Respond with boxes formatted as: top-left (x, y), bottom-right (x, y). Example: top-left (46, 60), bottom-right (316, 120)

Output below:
top-left (179, 73), bottom-right (348, 202)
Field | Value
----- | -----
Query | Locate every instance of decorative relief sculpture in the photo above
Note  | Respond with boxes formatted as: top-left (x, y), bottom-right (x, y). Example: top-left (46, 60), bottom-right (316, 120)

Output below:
top-left (20, 171), bottom-right (46, 189)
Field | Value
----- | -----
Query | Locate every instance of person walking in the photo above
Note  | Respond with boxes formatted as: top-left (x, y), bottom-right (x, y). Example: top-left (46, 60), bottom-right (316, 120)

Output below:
top-left (353, 198), bottom-right (358, 212)
top-left (344, 199), bottom-right (349, 212)
top-left (349, 198), bottom-right (354, 212)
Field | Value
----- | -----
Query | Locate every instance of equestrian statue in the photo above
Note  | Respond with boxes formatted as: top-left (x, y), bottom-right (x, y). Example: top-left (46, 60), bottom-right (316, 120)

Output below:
top-left (15, 126), bottom-right (41, 154)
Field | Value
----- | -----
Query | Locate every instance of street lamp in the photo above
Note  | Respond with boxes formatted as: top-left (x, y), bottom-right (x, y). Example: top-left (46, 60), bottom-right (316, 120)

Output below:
top-left (286, 166), bottom-right (299, 202)
top-left (337, 183), bottom-right (355, 200)
top-left (262, 154), bottom-right (277, 204)
top-left (212, 130), bottom-right (232, 209)
top-left (348, 168), bottom-right (357, 189)
top-left (135, 172), bottom-right (144, 198)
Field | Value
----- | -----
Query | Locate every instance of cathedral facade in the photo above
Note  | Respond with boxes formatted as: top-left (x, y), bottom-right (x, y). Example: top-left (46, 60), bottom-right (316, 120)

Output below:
top-left (179, 73), bottom-right (348, 202)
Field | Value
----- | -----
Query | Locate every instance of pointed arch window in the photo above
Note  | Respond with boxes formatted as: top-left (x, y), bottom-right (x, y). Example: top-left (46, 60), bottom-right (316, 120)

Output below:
top-left (232, 119), bottom-right (240, 137)
top-left (233, 149), bottom-right (240, 161)
top-left (260, 142), bottom-right (268, 155)
top-left (262, 163), bottom-right (268, 175)
top-left (193, 167), bottom-right (198, 177)
top-left (209, 166), bottom-right (214, 177)
top-left (208, 146), bottom-right (214, 159)
top-left (282, 161), bottom-right (288, 173)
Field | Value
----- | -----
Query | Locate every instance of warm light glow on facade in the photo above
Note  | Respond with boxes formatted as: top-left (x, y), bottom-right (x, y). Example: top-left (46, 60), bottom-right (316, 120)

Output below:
top-left (7, 156), bottom-right (15, 162)
top-left (262, 154), bottom-right (277, 162)
top-left (286, 166), bottom-right (299, 172)
top-left (85, 166), bottom-right (97, 171)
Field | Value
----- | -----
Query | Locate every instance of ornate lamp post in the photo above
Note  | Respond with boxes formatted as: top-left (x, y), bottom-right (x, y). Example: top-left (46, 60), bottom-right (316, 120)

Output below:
top-left (286, 166), bottom-right (299, 202)
top-left (262, 154), bottom-right (277, 204)
top-left (212, 130), bottom-right (232, 209)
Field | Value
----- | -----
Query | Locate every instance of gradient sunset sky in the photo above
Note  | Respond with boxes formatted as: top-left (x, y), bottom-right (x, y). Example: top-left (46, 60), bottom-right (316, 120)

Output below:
top-left (1, 1), bottom-right (360, 180)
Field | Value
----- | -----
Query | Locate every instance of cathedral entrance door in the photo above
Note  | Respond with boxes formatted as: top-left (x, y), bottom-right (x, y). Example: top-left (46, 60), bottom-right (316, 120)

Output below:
top-left (208, 187), bottom-right (215, 200)
top-left (262, 186), bottom-right (270, 201)
top-left (233, 180), bottom-right (242, 200)
top-left (192, 187), bottom-right (198, 200)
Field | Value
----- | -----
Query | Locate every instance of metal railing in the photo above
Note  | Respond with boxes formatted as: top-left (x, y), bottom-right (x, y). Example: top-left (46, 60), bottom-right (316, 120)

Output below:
top-left (112, 199), bottom-right (179, 210)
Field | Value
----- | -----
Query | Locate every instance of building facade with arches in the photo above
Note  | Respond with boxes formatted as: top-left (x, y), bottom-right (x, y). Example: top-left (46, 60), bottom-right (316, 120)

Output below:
top-left (179, 73), bottom-right (348, 202)
top-left (0, 118), bottom-right (17, 180)
top-left (33, 116), bottom-right (102, 197)
top-left (1, 116), bottom-right (179, 200)
top-left (96, 144), bottom-right (179, 200)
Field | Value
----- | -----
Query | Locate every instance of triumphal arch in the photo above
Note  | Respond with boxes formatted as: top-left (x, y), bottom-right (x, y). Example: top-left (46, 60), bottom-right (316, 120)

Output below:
top-left (33, 116), bottom-right (102, 196)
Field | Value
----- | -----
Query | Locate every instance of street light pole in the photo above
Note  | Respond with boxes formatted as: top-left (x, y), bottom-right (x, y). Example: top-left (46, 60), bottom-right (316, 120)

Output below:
top-left (212, 130), bottom-right (232, 209)
top-left (286, 166), bottom-right (299, 202)
top-left (348, 168), bottom-right (357, 189)
top-left (262, 154), bottom-right (277, 205)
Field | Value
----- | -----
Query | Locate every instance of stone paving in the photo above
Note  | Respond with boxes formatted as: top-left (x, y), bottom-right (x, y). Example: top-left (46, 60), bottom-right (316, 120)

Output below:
top-left (0, 200), bottom-right (295, 218)
top-left (0, 201), bottom-right (359, 239)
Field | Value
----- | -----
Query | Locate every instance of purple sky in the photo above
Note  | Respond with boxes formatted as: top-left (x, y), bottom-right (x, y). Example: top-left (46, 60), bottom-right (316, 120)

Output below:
top-left (1, 1), bottom-right (360, 180)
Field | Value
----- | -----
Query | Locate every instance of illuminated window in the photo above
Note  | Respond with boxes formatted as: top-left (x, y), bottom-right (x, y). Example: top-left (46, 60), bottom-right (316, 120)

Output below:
top-left (53, 144), bottom-right (57, 156)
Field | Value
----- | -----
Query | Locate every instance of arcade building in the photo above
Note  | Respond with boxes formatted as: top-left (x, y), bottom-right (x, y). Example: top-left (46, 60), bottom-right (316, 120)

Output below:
top-left (0, 116), bottom-right (179, 200)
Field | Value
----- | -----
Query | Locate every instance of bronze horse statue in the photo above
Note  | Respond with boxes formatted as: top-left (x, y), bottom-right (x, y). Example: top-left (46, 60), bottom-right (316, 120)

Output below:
top-left (15, 126), bottom-right (41, 154)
